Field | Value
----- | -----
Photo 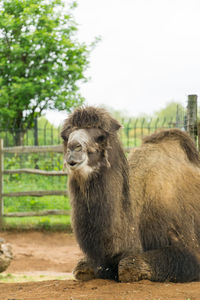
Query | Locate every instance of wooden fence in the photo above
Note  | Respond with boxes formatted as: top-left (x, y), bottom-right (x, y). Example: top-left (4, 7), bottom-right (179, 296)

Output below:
top-left (0, 142), bottom-right (70, 224)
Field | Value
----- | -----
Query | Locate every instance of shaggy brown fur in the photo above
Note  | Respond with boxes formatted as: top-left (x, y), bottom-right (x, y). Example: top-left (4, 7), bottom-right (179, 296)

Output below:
top-left (61, 107), bottom-right (200, 282)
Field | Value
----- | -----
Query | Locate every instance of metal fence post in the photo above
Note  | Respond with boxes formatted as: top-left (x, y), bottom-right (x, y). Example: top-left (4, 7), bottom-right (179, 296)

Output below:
top-left (187, 95), bottom-right (198, 143)
top-left (0, 139), bottom-right (4, 228)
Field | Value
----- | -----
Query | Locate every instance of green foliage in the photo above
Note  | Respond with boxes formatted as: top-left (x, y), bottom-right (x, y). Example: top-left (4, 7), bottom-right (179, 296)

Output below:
top-left (0, 0), bottom-right (90, 142)
top-left (154, 101), bottom-right (184, 121)
top-left (5, 151), bottom-right (64, 171)
top-left (107, 102), bottom-right (186, 148)
top-left (1, 116), bottom-right (62, 146)
top-left (37, 117), bottom-right (62, 145)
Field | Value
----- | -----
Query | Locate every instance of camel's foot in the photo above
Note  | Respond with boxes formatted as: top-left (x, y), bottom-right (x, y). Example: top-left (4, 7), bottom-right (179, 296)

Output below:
top-left (73, 259), bottom-right (95, 281)
top-left (118, 255), bottom-right (151, 282)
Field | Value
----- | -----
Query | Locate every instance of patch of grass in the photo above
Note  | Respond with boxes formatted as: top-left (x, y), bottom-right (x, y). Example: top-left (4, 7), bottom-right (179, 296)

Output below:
top-left (0, 272), bottom-right (73, 283)
top-left (2, 215), bottom-right (72, 232)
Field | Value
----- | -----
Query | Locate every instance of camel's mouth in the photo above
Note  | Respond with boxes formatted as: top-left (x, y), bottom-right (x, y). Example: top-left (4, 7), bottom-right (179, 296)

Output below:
top-left (67, 157), bottom-right (90, 172)
top-left (68, 161), bottom-right (78, 168)
top-left (66, 157), bottom-right (94, 178)
top-left (67, 160), bottom-right (83, 170)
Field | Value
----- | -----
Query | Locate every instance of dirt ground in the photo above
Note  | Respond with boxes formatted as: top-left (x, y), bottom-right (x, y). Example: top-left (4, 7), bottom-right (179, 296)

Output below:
top-left (0, 232), bottom-right (200, 300)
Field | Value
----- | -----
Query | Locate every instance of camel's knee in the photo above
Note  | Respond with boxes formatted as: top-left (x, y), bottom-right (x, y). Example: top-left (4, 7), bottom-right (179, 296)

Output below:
top-left (73, 259), bottom-right (95, 281)
top-left (119, 247), bottom-right (200, 283)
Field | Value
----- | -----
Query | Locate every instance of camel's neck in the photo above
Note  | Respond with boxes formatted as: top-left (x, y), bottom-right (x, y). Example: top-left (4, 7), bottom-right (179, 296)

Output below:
top-left (69, 166), bottom-right (132, 264)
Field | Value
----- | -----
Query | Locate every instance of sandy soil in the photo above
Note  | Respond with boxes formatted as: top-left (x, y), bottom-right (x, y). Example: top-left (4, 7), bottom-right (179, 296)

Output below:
top-left (0, 231), bottom-right (200, 300)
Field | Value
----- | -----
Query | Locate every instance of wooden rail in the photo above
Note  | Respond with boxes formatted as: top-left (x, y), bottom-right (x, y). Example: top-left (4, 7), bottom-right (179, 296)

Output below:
top-left (3, 190), bottom-right (68, 197)
top-left (4, 169), bottom-right (68, 176)
top-left (3, 144), bottom-right (63, 153)
top-left (4, 209), bottom-right (71, 218)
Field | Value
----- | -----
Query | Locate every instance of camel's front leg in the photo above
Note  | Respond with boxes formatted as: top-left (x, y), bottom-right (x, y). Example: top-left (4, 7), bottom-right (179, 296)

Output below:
top-left (73, 258), bottom-right (96, 281)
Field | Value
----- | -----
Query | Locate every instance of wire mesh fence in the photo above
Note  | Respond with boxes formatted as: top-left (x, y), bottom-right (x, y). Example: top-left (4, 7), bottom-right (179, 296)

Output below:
top-left (0, 124), bottom-right (62, 147)
top-left (120, 115), bottom-right (187, 148)
top-left (0, 113), bottom-right (188, 148)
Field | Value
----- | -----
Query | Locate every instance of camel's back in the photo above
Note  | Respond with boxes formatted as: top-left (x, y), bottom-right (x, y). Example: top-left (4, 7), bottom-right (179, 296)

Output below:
top-left (128, 129), bottom-right (200, 248)
top-left (128, 129), bottom-right (200, 193)
top-left (128, 139), bottom-right (200, 198)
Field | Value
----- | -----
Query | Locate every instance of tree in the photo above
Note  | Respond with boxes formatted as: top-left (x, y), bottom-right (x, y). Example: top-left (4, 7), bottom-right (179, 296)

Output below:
top-left (0, 0), bottom-right (90, 144)
top-left (154, 101), bottom-right (185, 122)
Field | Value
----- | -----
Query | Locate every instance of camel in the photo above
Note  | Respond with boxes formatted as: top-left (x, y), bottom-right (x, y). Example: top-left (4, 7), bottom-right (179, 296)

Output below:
top-left (61, 106), bottom-right (200, 282)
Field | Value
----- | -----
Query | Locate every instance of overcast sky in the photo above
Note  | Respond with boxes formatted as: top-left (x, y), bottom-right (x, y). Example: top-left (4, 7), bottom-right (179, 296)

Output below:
top-left (46, 0), bottom-right (200, 125)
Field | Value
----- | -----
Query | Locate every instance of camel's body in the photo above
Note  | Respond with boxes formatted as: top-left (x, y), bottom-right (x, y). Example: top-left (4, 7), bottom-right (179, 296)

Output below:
top-left (61, 107), bottom-right (200, 282)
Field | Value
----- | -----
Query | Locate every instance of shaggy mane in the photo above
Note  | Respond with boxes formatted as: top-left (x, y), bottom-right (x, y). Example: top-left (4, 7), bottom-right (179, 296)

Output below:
top-left (62, 106), bottom-right (121, 134)
top-left (143, 128), bottom-right (200, 166)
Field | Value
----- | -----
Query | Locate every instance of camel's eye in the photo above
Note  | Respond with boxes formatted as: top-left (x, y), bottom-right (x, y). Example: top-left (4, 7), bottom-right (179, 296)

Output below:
top-left (74, 145), bottom-right (82, 152)
top-left (96, 135), bottom-right (106, 143)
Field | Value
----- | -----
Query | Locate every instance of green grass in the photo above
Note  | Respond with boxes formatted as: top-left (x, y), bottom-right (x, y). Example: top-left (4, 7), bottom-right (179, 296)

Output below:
top-left (3, 215), bottom-right (72, 231)
top-left (0, 272), bottom-right (73, 283)
top-left (4, 173), bottom-right (69, 210)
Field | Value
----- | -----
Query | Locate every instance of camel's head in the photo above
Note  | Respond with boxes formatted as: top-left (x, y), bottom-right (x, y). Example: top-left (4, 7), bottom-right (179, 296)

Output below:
top-left (61, 107), bottom-right (121, 178)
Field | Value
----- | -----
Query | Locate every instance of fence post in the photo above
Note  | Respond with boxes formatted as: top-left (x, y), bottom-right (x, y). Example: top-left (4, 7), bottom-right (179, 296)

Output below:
top-left (0, 139), bottom-right (4, 228)
top-left (198, 122), bottom-right (200, 152)
top-left (187, 94), bottom-right (198, 143)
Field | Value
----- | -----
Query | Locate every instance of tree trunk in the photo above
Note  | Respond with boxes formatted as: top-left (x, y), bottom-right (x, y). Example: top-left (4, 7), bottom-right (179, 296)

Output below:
top-left (14, 130), bottom-right (25, 146)
top-left (13, 112), bottom-right (25, 146)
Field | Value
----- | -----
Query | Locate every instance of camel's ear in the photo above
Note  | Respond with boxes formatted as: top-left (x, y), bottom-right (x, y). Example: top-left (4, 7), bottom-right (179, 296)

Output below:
top-left (60, 121), bottom-right (71, 142)
top-left (110, 118), bottom-right (121, 133)
top-left (60, 129), bottom-right (68, 142)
